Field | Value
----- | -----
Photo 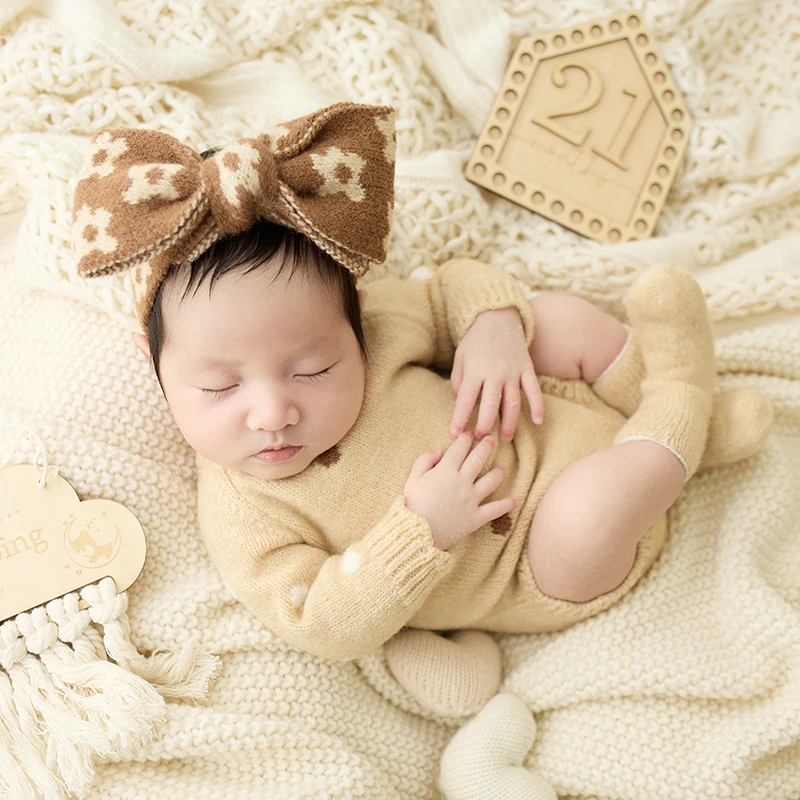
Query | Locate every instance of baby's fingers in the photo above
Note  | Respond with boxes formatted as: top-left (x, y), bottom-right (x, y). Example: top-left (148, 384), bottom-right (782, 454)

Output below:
top-left (499, 382), bottom-right (522, 442)
top-left (450, 379), bottom-right (482, 437)
top-left (441, 431), bottom-right (476, 470)
top-left (474, 465), bottom-right (506, 500)
top-left (476, 495), bottom-right (516, 529)
top-left (474, 382), bottom-right (503, 439)
top-left (408, 449), bottom-right (443, 481)
top-left (522, 367), bottom-right (544, 425)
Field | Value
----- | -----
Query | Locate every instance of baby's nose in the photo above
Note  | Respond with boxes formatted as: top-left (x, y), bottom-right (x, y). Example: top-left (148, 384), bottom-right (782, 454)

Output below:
top-left (246, 387), bottom-right (299, 431)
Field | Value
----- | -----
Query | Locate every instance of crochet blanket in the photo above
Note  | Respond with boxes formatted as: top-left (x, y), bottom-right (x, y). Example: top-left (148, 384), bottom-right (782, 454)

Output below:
top-left (1, 0), bottom-right (799, 797)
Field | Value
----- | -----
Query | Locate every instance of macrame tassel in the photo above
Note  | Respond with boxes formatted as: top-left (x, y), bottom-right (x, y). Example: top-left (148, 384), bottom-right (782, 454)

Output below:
top-left (16, 601), bottom-right (166, 754)
top-left (50, 594), bottom-right (107, 664)
top-left (0, 578), bottom-right (220, 799)
top-left (47, 593), bottom-right (164, 750)
top-left (80, 578), bottom-right (219, 700)
top-left (0, 671), bottom-right (51, 800)
top-left (0, 649), bottom-right (67, 800)
top-left (0, 619), bottom-right (103, 798)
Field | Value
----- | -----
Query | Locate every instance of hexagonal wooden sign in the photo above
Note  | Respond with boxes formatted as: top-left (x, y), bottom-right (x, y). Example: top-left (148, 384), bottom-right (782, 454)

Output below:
top-left (465, 13), bottom-right (692, 243)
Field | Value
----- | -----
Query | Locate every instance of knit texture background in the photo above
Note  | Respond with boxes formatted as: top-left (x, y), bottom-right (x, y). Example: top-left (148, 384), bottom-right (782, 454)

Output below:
top-left (1, 0), bottom-right (799, 797)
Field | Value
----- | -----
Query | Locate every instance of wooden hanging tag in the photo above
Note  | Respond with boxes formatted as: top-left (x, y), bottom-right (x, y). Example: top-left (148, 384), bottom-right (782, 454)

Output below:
top-left (0, 464), bottom-right (146, 623)
top-left (465, 13), bottom-right (692, 243)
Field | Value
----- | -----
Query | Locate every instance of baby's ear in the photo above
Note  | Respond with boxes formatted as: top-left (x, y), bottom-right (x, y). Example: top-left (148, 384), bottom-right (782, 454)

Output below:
top-left (133, 332), bottom-right (152, 362)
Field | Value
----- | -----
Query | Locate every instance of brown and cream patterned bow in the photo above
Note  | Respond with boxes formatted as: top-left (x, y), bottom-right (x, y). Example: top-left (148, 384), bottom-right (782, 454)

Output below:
top-left (71, 101), bottom-right (397, 328)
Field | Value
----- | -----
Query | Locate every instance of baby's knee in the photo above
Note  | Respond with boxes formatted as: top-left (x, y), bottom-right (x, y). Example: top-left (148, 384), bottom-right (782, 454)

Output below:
top-left (527, 486), bottom-right (636, 604)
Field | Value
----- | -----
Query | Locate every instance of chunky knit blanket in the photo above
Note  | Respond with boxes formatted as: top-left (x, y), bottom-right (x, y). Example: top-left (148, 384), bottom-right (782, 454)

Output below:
top-left (1, 0), bottom-right (799, 798)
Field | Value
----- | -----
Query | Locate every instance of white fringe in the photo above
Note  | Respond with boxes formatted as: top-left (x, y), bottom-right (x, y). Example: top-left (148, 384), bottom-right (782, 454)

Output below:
top-left (0, 577), bottom-right (220, 799)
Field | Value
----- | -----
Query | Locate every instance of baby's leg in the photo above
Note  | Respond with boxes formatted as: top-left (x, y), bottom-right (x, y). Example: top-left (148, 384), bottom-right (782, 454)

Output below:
top-left (527, 293), bottom-right (628, 383)
top-left (527, 441), bottom-right (684, 602)
top-left (528, 264), bottom-right (715, 603)
top-left (528, 284), bottom-right (774, 472)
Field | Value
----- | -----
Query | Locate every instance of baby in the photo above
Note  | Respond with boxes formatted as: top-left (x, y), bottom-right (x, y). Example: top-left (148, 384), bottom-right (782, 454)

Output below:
top-left (73, 102), bottom-right (771, 716)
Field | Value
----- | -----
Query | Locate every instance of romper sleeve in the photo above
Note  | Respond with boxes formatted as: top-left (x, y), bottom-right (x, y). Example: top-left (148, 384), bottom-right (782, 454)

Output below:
top-left (364, 257), bottom-right (535, 372)
top-left (198, 473), bottom-right (453, 662)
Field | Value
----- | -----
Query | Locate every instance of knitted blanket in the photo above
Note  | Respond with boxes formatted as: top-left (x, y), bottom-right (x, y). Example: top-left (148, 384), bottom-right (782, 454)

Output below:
top-left (1, 0), bottom-right (799, 798)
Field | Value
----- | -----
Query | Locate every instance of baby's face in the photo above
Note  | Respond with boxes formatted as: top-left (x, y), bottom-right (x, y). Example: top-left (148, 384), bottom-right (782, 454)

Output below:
top-left (152, 265), bottom-right (366, 479)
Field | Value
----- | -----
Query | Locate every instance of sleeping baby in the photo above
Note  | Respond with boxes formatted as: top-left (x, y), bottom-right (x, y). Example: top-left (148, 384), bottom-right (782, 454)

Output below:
top-left (72, 102), bottom-right (772, 716)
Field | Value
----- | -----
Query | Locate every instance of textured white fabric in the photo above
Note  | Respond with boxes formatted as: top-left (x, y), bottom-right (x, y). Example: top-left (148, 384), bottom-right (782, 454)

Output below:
top-left (0, 0), bottom-right (798, 798)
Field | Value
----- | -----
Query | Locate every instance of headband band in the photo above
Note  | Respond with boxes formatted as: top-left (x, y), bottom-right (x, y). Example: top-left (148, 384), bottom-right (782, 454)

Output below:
top-left (71, 101), bottom-right (397, 328)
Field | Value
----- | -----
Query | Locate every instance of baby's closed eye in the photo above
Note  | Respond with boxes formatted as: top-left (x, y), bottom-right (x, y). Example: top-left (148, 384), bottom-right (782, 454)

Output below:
top-left (199, 364), bottom-right (335, 395)
top-left (295, 367), bottom-right (332, 382)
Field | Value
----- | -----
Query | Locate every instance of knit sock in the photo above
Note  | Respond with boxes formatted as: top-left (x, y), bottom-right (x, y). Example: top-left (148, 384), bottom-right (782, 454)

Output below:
top-left (592, 331), bottom-right (772, 469)
top-left (700, 387), bottom-right (774, 469)
top-left (591, 325), bottom-right (644, 417)
top-left (384, 629), bottom-right (502, 718)
top-left (439, 693), bottom-right (557, 800)
top-left (612, 263), bottom-right (715, 480)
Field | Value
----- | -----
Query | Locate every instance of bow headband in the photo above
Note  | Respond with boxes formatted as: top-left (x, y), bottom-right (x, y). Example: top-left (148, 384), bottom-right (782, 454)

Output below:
top-left (71, 102), bottom-right (397, 329)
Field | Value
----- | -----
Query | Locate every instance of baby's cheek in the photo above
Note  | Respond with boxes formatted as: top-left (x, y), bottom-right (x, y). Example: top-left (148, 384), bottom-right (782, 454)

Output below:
top-left (170, 398), bottom-right (225, 456)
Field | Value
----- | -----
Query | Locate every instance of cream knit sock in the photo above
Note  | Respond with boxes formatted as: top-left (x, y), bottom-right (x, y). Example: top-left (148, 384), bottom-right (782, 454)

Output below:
top-left (612, 263), bottom-right (715, 480)
top-left (591, 325), bottom-right (645, 417)
top-left (592, 330), bottom-right (773, 470)
top-left (439, 693), bottom-right (557, 800)
top-left (383, 629), bottom-right (502, 717)
top-left (700, 387), bottom-right (774, 469)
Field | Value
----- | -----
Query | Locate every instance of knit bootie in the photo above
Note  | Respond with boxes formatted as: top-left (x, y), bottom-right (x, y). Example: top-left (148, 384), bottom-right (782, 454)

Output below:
top-left (592, 328), bottom-right (773, 469)
top-left (611, 263), bottom-right (715, 480)
top-left (591, 325), bottom-right (645, 417)
top-left (700, 387), bottom-right (774, 469)
top-left (439, 693), bottom-right (557, 800)
top-left (384, 629), bottom-right (502, 717)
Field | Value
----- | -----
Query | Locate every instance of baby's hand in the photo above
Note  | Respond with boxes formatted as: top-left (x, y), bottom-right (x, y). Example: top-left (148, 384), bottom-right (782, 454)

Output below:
top-left (404, 433), bottom-right (516, 551)
top-left (450, 308), bottom-right (544, 442)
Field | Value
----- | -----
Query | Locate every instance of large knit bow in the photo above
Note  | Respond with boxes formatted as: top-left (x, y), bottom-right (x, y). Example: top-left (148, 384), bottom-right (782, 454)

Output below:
top-left (71, 102), bottom-right (397, 328)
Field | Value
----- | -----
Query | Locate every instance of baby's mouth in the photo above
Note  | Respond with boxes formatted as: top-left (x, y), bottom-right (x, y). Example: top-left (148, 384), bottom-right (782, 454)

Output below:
top-left (252, 445), bottom-right (304, 464)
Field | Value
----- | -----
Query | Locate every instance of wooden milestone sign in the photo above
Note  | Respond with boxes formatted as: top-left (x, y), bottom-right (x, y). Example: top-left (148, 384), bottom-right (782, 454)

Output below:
top-left (465, 14), bottom-right (692, 243)
top-left (0, 464), bottom-right (147, 623)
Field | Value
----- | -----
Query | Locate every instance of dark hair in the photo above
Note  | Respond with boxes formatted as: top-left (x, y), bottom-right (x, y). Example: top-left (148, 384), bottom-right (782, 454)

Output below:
top-left (147, 219), bottom-right (369, 389)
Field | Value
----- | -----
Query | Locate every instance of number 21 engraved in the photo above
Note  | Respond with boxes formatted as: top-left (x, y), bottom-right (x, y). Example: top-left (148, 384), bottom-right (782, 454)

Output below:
top-left (531, 62), bottom-right (652, 171)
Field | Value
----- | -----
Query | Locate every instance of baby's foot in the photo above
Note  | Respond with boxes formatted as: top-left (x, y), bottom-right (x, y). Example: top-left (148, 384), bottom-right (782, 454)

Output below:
top-left (700, 388), bottom-right (774, 469)
top-left (615, 263), bottom-right (715, 479)
top-left (384, 628), bottom-right (502, 717)
top-left (623, 262), bottom-right (715, 390)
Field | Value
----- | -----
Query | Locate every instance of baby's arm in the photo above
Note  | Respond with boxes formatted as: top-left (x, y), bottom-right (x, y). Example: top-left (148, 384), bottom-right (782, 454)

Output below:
top-left (200, 489), bottom-right (451, 662)
top-left (445, 287), bottom-right (628, 441)
top-left (365, 258), bottom-right (535, 373)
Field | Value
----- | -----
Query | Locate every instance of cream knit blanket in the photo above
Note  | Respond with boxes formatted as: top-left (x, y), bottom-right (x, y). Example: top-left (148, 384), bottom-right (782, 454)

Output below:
top-left (1, 0), bottom-right (799, 798)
